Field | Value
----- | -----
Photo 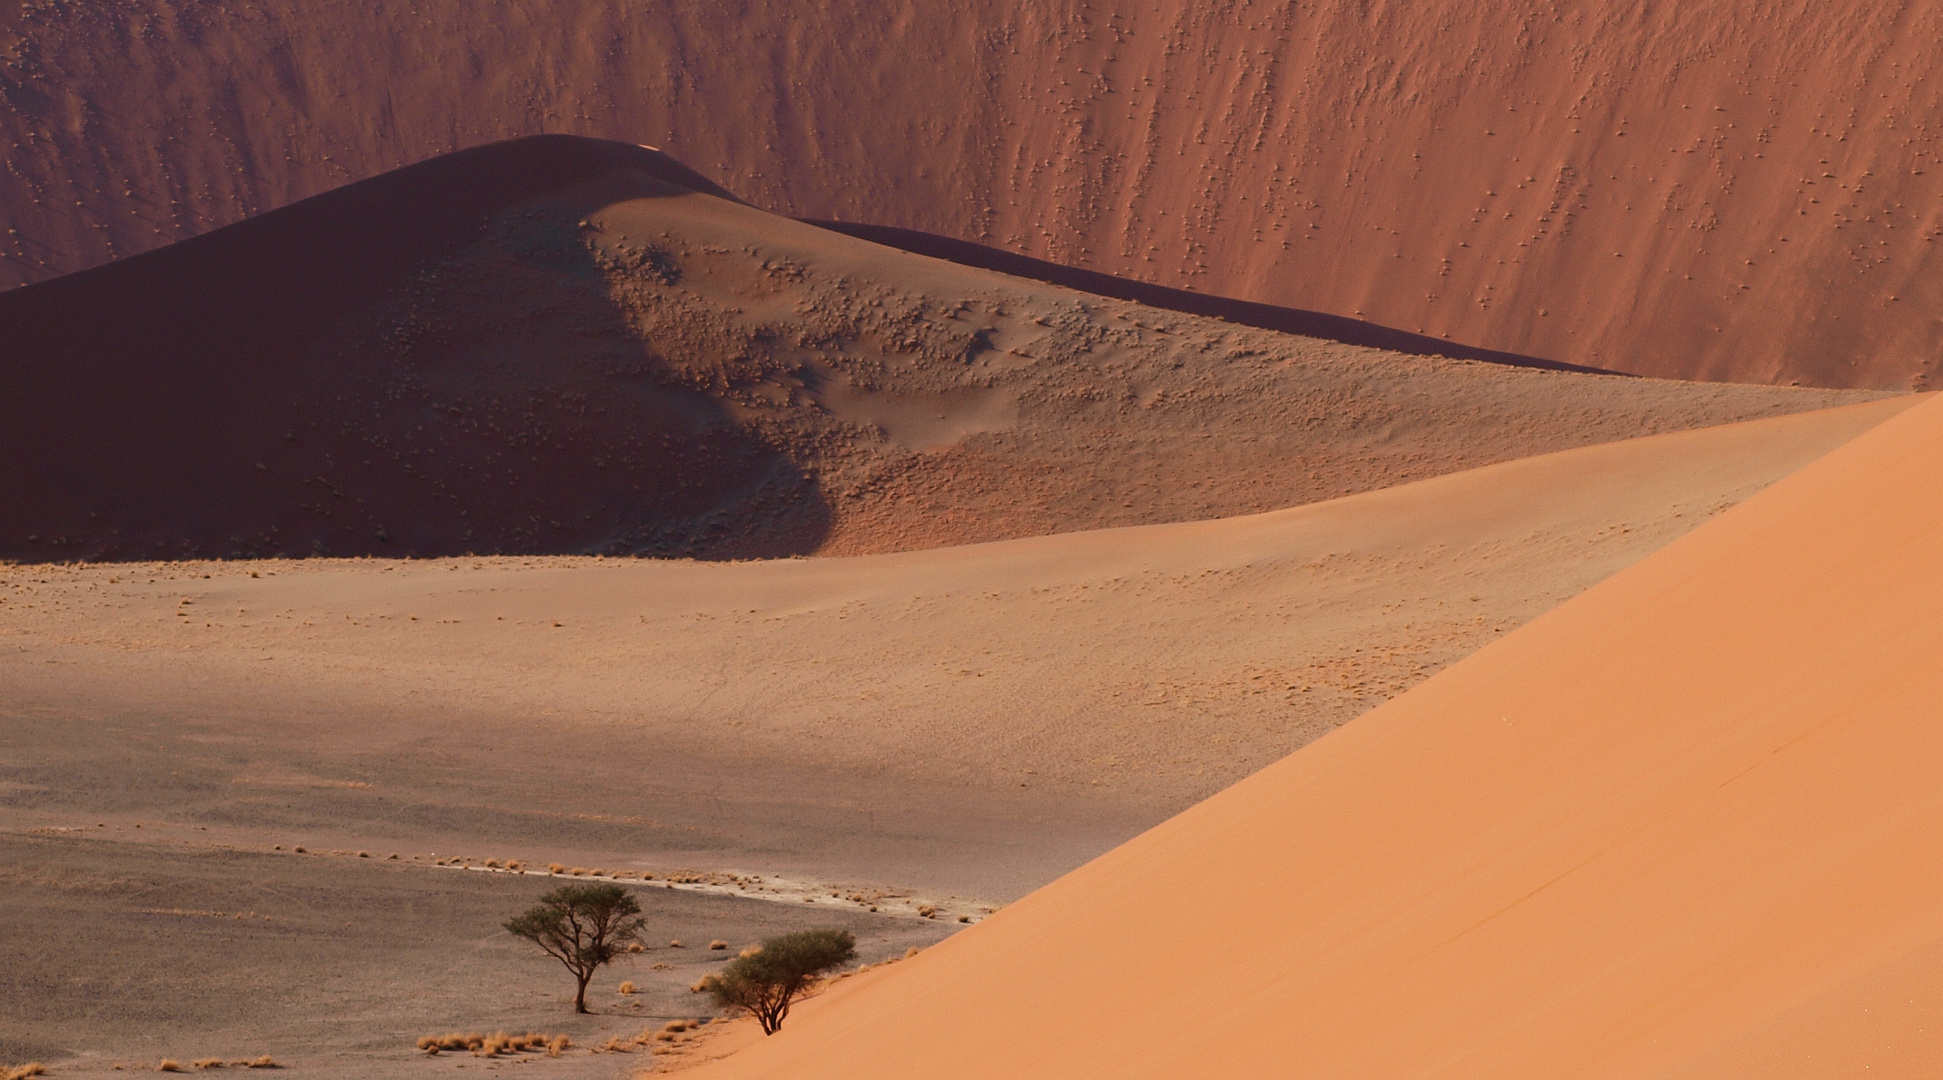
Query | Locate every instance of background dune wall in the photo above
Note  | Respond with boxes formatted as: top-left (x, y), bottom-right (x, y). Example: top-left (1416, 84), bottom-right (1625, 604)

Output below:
top-left (4, 0), bottom-right (1942, 387)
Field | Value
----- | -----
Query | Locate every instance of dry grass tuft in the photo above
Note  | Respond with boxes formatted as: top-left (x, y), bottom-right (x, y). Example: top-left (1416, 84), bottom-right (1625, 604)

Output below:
top-left (662, 1020), bottom-right (693, 1033)
top-left (291, 846), bottom-right (305, 854)
top-left (547, 863), bottom-right (566, 874)
top-left (667, 939), bottom-right (684, 948)
top-left (708, 939), bottom-right (729, 950)
top-left (158, 1062), bottom-right (184, 1073)
top-left (626, 941), bottom-right (645, 953)
top-left (688, 977), bottom-right (710, 993)
top-left (2, 1064), bottom-right (47, 1080)
top-left (736, 945), bottom-right (762, 959)
top-left (245, 1058), bottom-right (279, 1070)
top-left (617, 981), bottom-right (637, 995)
top-left (505, 860), bottom-right (522, 871)
top-left (193, 1059), bottom-right (224, 1069)
top-left (419, 1032), bottom-right (560, 1058)
top-left (904, 946), bottom-right (921, 959)
top-left (482, 859), bottom-right (499, 868)
top-left (568, 867), bottom-right (588, 876)
top-left (356, 851), bottom-right (370, 859)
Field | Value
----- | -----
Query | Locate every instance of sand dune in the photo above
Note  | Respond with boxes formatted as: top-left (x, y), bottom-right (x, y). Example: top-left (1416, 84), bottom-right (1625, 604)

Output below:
top-left (3, 2), bottom-right (1940, 385)
top-left (0, 138), bottom-right (1879, 564)
top-left (675, 392), bottom-right (1943, 1077)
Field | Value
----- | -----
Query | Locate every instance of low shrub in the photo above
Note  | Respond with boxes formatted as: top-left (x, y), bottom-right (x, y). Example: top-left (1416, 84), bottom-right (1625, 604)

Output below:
top-left (700, 929), bottom-right (857, 1034)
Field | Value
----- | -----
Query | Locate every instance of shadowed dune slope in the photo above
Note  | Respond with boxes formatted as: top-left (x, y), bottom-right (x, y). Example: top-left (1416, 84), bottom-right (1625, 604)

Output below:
top-left (0, 139), bottom-right (1882, 563)
top-left (4, 2), bottom-right (1942, 386)
top-left (684, 396), bottom-right (1943, 1077)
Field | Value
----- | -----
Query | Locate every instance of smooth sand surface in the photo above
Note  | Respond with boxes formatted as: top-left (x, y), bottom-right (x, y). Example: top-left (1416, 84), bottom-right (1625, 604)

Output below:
top-left (2, 138), bottom-right (1880, 564)
top-left (676, 391), bottom-right (1943, 1078)
top-left (4, 3), bottom-right (1941, 386)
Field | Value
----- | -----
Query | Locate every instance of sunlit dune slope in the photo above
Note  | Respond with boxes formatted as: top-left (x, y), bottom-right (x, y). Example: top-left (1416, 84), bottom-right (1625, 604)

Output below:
top-left (0, 138), bottom-right (1878, 564)
top-left (0, 397), bottom-right (1917, 900)
top-left (683, 397), bottom-right (1943, 1076)
top-left (4, 2), bottom-right (1942, 385)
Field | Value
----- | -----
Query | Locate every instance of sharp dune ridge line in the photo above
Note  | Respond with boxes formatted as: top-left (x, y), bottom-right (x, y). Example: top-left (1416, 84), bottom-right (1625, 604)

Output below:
top-left (0, 137), bottom-right (1884, 565)
top-left (3, 2), bottom-right (1942, 386)
top-left (675, 395), bottom-right (1943, 1077)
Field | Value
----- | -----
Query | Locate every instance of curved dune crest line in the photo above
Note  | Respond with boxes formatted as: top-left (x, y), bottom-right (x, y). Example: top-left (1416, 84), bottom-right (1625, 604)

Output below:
top-left (4, 1), bottom-right (1942, 386)
top-left (686, 394), bottom-right (1943, 1076)
top-left (804, 220), bottom-right (1615, 375)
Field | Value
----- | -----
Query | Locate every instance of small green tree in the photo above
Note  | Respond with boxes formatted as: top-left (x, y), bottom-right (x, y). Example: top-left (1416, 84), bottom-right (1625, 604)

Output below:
top-left (701, 928), bottom-right (857, 1034)
top-left (503, 883), bottom-right (646, 1013)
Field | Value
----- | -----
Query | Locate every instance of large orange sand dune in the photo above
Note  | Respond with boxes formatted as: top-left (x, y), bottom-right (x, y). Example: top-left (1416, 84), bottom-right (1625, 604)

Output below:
top-left (4, 1), bottom-right (1941, 385)
top-left (684, 386), bottom-right (1943, 1075)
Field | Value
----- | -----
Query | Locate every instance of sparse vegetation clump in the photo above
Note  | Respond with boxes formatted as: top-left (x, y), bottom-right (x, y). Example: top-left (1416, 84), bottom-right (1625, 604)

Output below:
top-left (503, 883), bottom-right (646, 1013)
top-left (416, 1032), bottom-right (566, 1057)
top-left (2, 1064), bottom-right (46, 1080)
top-left (700, 928), bottom-right (857, 1034)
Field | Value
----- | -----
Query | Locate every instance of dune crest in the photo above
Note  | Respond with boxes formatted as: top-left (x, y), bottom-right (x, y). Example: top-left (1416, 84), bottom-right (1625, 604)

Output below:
top-left (679, 395), bottom-right (1943, 1076)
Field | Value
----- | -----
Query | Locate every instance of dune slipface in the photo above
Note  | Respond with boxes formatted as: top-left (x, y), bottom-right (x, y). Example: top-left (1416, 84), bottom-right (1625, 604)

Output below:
top-left (4, 1), bottom-right (1941, 386)
top-left (684, 396), bottom-right (1943, 1075)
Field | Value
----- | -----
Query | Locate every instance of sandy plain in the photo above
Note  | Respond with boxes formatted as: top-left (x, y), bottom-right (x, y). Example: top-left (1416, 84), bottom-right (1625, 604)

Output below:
top-left (0, 395), bottom-right (1917, 1076)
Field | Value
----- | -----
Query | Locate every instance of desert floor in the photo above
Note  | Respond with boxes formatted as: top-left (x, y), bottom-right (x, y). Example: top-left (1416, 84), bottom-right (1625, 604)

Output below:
top-left (0, 831), bottom-right (950, 1077)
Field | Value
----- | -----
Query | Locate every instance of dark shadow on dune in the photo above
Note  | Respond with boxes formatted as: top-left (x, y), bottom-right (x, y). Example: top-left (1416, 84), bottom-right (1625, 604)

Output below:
top-left (802, 221), bottom-right (1625, 377)
top-left (0, 136), bottom-right (825, 564)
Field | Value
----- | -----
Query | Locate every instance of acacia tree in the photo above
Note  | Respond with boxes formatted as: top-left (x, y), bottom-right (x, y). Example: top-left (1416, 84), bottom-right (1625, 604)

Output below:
top-left (701, 928), bottom-right (857, 1034)
top-left (503, 883), bottom-right (646, 1013)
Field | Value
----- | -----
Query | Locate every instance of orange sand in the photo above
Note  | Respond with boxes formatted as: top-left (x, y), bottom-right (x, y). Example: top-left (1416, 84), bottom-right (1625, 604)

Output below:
top-left (683, 388), bottom-right (1943, 1075)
